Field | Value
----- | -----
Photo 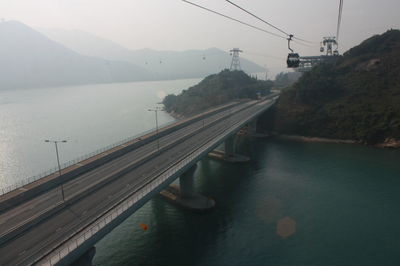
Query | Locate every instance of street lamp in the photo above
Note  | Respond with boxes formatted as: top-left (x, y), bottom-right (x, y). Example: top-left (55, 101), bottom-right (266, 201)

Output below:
top-left (148, 107), bottom-right (163, 152)
top-left (45, 139), bottom-right (67, 202)
top-left (228, 107), bottom-right (232, 128)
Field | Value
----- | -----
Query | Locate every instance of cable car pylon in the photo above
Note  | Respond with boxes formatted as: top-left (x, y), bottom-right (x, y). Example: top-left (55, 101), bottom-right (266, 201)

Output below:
top-left (230, 48), bottom-right (243, 71)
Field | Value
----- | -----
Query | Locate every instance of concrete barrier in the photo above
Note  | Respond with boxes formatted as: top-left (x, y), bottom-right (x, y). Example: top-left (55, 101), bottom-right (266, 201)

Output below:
top-left (0, 101), bottom-right (256, 246)
top-left (0, 102), bottom-right (243, 213)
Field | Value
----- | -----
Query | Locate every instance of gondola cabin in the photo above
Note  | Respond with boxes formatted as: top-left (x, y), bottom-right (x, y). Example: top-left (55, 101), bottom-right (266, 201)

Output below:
top-left (287, 53), bottom-right (300, 68)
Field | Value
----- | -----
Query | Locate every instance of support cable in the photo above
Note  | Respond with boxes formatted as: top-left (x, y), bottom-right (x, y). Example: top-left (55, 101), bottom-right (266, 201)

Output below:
top-left (225, 0), bottom-right (289, 36)
top-left (182, 0), bottom-right (287, 40)
top-left (336, 0), bottom-right (344, 48)
top-left (182, 0), bottom-right (317, 53)
top-left (224, 0), bottom-right (318, 44)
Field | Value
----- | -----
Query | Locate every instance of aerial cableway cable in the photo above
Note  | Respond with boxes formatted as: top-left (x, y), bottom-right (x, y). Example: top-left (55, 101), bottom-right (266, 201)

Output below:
top-left (224, 0), bottom-right (289, 37)
top-left (292, 39), bottom-right (317, 48)
top-left (224, 0), bottom-right (318, 44)
top-left (182, 0), bottom-right (314, 48)
top-left (182, 0), bottom-right (311, 68)
top-left (182, 0), bottom-right (287, 40)
top-left (336, 0), bottom-right (344, 48)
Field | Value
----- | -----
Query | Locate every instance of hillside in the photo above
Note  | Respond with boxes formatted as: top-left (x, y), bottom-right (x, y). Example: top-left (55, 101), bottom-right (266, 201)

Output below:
top-left (39, 28), bottom-right (265, 80)
top-left (259, 29), bottom-right (400, 146)
top-left (0, 21), bottom-right (152, 90)
top-left (163, 70), bottom-right (273, 116)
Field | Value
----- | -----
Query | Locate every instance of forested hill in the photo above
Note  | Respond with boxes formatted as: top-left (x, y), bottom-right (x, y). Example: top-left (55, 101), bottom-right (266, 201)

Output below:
top-left (259, 29), bottom-right (400, 146)
top-left (163, 70), bottom-right (273, 116)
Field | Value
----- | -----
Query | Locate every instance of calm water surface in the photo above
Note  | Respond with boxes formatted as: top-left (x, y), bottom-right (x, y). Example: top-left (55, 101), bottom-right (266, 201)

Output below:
top-left (93, 138), bottom-right (400, 266)
top-left (0, 79), bottom-right (199, 188)
top-left (1, 79), bottom-right (400, 265)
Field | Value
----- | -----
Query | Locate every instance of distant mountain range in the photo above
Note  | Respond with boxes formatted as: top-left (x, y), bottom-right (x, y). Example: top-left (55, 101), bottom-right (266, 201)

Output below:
top-left (0, 20), bottom-right (264, 90)
top-left (0, 21), bottom-right (153, 90)
top-left (39, 28), bottom-right (265, 81)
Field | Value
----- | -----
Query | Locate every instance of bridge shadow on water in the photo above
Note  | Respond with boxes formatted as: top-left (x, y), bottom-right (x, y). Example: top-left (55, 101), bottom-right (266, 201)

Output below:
top-left (92, 136), bottom-right (269, 265)
top-left (93, 136), bottom-right (400, 266)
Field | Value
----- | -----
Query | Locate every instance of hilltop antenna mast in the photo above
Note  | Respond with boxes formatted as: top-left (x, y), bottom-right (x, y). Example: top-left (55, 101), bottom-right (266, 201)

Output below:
top-left (230, 48), bottom-right (243, 71)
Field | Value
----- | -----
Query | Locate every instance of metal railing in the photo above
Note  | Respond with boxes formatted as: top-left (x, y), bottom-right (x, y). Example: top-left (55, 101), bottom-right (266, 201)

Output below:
top-left (37, 100), bottom-right (274, 266)
top-left (0, 100), bottom-right (244, 197)
top-left (0, 121), bottom-right (177, 196)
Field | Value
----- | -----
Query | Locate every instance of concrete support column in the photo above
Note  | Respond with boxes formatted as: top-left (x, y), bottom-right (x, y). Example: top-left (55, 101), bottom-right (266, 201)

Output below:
top-left (209, 134), bottom-right (249, 163)
top-left (160, 163), bottom-right (215, 211)
top-left (71, 246), bottom-right (96, 266)
top-left (224, 135), bottom-right (236, 157)
top-left (248, 119), bottom-right (258, 135)
top-left (179, 164), bottom-right (197, 198)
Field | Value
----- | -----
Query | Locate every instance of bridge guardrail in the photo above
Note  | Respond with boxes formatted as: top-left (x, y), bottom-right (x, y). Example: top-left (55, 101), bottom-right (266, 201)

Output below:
top-left (37, 99), bottom-right (275, 266)
top-left (0, 124), bottom-right (168, 196)
top-left (0, 101), bottom-right (243, 197)
top-left (0, 99), bottom-right (261, 248)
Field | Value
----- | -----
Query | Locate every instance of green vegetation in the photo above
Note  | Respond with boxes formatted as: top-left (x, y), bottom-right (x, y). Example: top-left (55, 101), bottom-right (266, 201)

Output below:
top-left (259, 29), bottom-right (400, 145)
top-left (274, 71), bottom-right (302, 89)
top-left (163, 70), bottom-right (273, 116)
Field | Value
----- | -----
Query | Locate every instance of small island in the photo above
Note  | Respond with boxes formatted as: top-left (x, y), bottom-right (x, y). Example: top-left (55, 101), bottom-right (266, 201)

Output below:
top-left (162, 69), bottom-right (273, 117)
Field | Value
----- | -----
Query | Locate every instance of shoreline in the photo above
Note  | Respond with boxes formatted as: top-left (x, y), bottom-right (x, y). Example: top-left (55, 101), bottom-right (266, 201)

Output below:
top-left (164, 109), bottom-right (400, 150)
top-left (275, 134), bottom-right (357, 144)
top-left (273, 134), bottom-right (400, 149)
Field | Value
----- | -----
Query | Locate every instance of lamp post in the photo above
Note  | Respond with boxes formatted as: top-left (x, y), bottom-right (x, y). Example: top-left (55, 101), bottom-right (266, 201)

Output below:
top-left (148, 107), bottom-right (163, 152)
top-left (228, 107), bottom-right (232, 128)
top-left (45, 139), bottom-right (67, 202)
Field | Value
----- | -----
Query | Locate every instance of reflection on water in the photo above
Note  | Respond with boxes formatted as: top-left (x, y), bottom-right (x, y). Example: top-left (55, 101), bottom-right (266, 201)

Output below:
top-left (0, 78), bottom-right (200, 187)
top-left (94, 138), bottom-right (400, 266)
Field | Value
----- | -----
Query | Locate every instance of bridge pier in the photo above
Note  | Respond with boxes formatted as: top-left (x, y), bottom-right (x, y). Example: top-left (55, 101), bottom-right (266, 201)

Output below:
top-left (248, 118), bottom-right (270, 138)
top-left (179, 165), bottom-right (195, 198)
top-left (208, 135), bottom-right (250, 163)
top-left (238, 118), bottom-right (269, 138)
top-left (70, 246), bottom-right (96, 266)
top-left (224, 135), bottom-right (235, 157)
top-left (160, 164), bottom-right (215, 211)
top-left (248, 120), bottom-right (258, 135)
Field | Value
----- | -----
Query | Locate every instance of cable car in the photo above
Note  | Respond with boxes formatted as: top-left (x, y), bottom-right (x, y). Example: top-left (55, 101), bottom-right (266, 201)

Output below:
top-left (286, 34), bottom-right (300, 68)
top-left (287, 53), bottom-right (300, 68)
top-left (320, 42), bottom-right (324, 53)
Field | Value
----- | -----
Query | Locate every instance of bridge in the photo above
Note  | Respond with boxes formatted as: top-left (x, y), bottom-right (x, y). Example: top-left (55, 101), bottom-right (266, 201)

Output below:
top-left (0, 93), bottom-right (279, 266)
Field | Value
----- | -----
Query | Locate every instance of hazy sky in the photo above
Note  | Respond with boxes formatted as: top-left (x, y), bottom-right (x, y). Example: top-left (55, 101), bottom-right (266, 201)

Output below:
top-left (2, 0), bottom-right (400, 75)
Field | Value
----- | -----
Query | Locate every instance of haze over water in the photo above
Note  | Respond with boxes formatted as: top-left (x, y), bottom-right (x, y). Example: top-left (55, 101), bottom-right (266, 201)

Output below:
top-left (1, 79), bottom-right (399, 265)
top-left (0, 79), bottom-right (199, 188)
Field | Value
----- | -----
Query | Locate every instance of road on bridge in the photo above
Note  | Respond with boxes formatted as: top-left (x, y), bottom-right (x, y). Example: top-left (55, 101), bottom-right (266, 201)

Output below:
top-left (0, 97), bottom-right (276, 265)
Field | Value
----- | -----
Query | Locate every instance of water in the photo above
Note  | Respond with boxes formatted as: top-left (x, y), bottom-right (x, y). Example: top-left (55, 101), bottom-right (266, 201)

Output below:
top-left (0, 79), bottom-right (200, 188)
top-left (1, 79), bottom-right (400, 265)
top-left (93, 138), bottom-right (400, 266)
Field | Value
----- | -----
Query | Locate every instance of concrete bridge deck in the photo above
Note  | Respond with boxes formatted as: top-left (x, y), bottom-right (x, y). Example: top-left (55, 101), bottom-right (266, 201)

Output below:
top-left (0, 95), bottom-right (278, 266)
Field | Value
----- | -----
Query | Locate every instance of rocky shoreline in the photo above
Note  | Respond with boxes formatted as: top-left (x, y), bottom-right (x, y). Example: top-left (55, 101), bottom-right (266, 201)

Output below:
top-left (273, 134), bottom-right (400, 149)
top-left (375, 138), bottom-right (400, 148)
